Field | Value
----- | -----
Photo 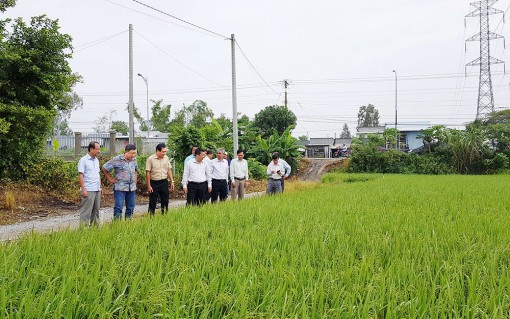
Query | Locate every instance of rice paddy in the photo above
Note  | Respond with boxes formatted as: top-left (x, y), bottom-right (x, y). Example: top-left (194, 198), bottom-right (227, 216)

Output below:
top-left (2, 174), bottom-right (510, 318)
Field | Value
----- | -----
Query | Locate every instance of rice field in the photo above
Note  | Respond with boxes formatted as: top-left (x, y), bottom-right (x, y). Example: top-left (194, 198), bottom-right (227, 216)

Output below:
top-left (2, 174), bottom-right (510, 318)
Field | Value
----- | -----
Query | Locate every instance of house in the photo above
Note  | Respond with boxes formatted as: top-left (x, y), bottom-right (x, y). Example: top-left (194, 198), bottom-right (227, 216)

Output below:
top-left (356, 122), bottom-right (431, 151)
top-left (300, 137), bottom-right (353, 158)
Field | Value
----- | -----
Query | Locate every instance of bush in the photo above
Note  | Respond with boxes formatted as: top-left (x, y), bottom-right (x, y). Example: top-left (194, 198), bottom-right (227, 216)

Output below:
top-left (484, 153), bottom-right (509, 174)
top-left (0, 104), bottom-right (55, 180)
top-left (247, 158), bottom-right (267, 180)
top-left (25, 157), bottom-right (77, 194)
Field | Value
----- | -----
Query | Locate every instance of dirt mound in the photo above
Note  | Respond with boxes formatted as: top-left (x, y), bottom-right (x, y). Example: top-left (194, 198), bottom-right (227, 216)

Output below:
top-left (297, 158), bottom-right (346, 181)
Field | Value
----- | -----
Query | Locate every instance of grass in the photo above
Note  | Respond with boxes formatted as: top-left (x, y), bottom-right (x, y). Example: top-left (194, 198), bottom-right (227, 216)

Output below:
top-left (2, 174), bottom-right (510, 318)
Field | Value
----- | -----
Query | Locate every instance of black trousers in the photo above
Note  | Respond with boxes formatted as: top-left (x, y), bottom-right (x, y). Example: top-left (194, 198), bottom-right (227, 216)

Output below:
top-left (211, 179), bottom-right (228, 203)
top-left (280, 178), bottom-right (285, 192)
top-left (148, 179), bottom-right (169, 215)
top-left (187, 181), bottom-right (208, 206)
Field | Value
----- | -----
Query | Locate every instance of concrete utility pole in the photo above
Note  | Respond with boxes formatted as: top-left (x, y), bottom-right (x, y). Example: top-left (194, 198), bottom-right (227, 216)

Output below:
top-left (231, 34), bottom-right (238, 154)
top-left (128, 24), bottom-right (134, 144)
top-left (284, 79), bottom-right (289, 109)
top-left (465, 0), bottom-right (505, 119)
top-left (392, 70), bottom-right (398, 149)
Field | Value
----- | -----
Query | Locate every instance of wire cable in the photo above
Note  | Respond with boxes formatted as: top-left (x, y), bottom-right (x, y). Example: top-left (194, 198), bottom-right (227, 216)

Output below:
top-left (234, 39), bottom-right (280, 95)
top-left (75, 30), bottom-right (128, 52)
top-left (131, 0), bottom-right (230, 40)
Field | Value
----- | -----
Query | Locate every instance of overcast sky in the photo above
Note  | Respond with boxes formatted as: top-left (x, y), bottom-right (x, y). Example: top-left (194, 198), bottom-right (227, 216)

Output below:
top-left (4, 0), bottom-right (510, 137)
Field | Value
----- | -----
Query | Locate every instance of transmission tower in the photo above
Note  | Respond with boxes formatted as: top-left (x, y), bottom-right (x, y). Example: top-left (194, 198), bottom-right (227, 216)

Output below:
top-left (465, 0), bottom-right (505, 119)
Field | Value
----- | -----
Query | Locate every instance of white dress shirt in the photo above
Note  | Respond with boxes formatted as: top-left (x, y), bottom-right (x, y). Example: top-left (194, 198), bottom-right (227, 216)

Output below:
top-left (211, 158), bottom-right (229, 180)
top-left (182, 159), bottom-right (212, 189)
top-left (267, 161), bottom-right (284, 180)
top-left (230, 158), bottom-right (249, 180)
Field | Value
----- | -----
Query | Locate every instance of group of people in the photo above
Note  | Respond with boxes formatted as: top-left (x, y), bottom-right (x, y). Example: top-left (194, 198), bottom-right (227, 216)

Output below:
top-left (77, 141), bottom-right (291, 226)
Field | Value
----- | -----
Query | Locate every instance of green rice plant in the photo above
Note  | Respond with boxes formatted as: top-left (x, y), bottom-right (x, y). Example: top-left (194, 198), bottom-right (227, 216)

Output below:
top-left (1, 174), bottom-right (510, 318)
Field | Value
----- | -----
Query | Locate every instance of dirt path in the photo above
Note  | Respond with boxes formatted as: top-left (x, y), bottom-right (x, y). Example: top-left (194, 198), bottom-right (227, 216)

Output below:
top-left (0, 193), bottom-right (263, 242)
top-left (298, 158), bottom-right (344, 181)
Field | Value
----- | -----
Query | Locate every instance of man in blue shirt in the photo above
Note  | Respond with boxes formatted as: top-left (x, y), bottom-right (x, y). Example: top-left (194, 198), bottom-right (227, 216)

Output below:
top-left (184, 145), bottom-right (199, 165)
top-left (102, 144), bottom-right (138, 220)
top-left (78, 141), bottom-right (101, 226)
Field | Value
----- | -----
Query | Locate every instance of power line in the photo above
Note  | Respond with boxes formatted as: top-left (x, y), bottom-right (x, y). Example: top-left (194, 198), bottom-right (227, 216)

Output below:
top-left (234, 39), bottom-right (280, 95)
top-left (131, 0), bottom-right (230, 40)
top-left (134, 29), bottom-right (225, 87)
top-left (75, 30), bottom-right (128, 52)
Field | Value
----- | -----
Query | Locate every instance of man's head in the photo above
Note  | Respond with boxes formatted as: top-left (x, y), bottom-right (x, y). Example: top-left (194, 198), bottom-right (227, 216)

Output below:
top-left (216, 148), bottom-right (226, 160)
top-left (124, 144), bottom-right (137, 161)
top-left (191, 145), bottom-right (199, 155)
top-left (236, 149), bottom-right (245, 160)
top-left (88, 141), bottom-right (100, 158)
top-left (272, 152), bottom-right (280, 159)
top-left (206, 150), bottom-right (214, 160)
top-left (194, 147), bottom-right (206, 162)
top-left (272, 153), bottom-right (279, 163)
top-left (155, 143), bottom-right (168, 158)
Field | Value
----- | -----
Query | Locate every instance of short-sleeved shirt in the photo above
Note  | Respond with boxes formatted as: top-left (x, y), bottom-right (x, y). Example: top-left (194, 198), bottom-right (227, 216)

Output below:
top-left (102, 155), bottom-right (138, 192)
top-left (78, 154), bottom-right (101, 191)
top-left (146, 154), bottom-right (172, 181)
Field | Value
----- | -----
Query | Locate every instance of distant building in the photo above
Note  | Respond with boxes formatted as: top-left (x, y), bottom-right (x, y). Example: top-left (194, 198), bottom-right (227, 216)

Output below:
top-left (356, 122), bottom-right (432, 151)
top-left (299, 137), bottom-right (352, 158)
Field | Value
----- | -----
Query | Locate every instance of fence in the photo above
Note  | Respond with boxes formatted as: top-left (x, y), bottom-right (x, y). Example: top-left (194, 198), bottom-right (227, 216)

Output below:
top-left (46, 132), bottom-right (169, 158)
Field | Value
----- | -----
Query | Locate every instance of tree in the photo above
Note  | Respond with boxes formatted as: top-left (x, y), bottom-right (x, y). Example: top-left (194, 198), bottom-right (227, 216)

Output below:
top-left (0, 0), bottom-right (16, 13)
top-left (173, 100), bottom-right (214, 128)
top-left (357, 104), bottom-right (380, 128)
top-left (383, 128), bottom-right (401, 149)
top-left (0, 15), bottom-right (81, 111)
top-left (253, 105), bottom-right (297, 138)
top-left (150, 99), bottom-right (172, 132)
top-left (53, 92), bottom-right (83, 136)
top-left (340, 123), bottom-right (351, 138)
top-left (171, 126), bottom-right (204, 161)
top-left (111, 121), bottom-right (129, 135)
top-left (251, 127), bottom-right (301, 172)
top-left (298, 135), bottom-right (309, 141)
top-left (93, 110), bottom-right (116, 133)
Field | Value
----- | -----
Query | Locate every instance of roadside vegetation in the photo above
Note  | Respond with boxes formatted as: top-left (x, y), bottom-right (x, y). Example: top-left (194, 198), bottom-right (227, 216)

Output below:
top-left (2, 174), bottom-right (510, 318)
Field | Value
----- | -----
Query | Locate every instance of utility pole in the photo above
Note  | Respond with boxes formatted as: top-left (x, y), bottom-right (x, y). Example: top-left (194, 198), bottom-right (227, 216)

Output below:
top-left (284, 79), bottom-right (289, 109)
top-left (465, 0), bottom-right (505, 119)
top-left (231, 34), bottom-right (238, 154)
top-left (128, 24), bottom-right (134, 144)
top-left (392, 70), bottom-right (398, 149)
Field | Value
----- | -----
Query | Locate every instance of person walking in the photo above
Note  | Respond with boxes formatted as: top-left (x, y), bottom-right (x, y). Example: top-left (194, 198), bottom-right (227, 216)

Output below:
top-left (230, 149), bottom-right (249, 200)
top-left (78, 141), bottom-right (101, 226)
top-left (273, 152), bottom-right (291, 192)
top-left (184, 145), bottom-right (199, 165)
top-left (146, 143), bottom-right (175, 216)
top-left (102, 144), bottom-right (138, 220)
top-left (266, 153), bottom-right (284, 195)
top-left (181, 148), bottom-right (212, 206)
top-left (210, 148), bottom-right (229, 203)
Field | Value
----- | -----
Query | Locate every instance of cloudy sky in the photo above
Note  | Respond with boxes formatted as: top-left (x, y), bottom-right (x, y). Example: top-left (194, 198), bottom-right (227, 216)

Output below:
top-left (4, 0), bottom-right (510, 137)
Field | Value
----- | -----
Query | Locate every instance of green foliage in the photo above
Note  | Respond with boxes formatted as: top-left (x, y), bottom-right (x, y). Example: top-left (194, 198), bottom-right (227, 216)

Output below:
top-left (0, 0), bottom-right (16, 12)
top-left (110, 120), bottom-right (128, 135)
top-left (357, 104), bottom-right (380, 128)
top-left (247, 158), bottom-right (266, 180)
top-left (170, 126), bottom-right (204, 162)
top-left (0, 104), bottom-right (55, 179)
top-left (150, 99), bottom-right (171, 132)
top-left (484, 153), bottom-right (509, 174)
top-left (251, 127), bottom-right (301, 173)
top-left (253, 105), bottom-right (297, 138)
top-left (0, 117), bottom-right (10, 134)
top-left (25, 157), bottom-right (76, 194)
top-left (0, 15), bottom-right (80, 111)
top-left (383, 128), bottom-right (400, 149)
top-left (339, 123), bottom-right (351, 138)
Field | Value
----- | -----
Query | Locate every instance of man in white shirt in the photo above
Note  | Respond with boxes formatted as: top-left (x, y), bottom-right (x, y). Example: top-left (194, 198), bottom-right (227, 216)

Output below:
top-left (273, 152), bottom-right (292, 192)
top-left (266, 153), bottom-right (284, 195)
top-left (182, 148), bottom-right (212, 206)
top-left (78, 141), bottom-right (101, 226)
top-left (210, 148), bottom-right (229, 203)
top-left (230, 149), bottom-right (249, 200)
